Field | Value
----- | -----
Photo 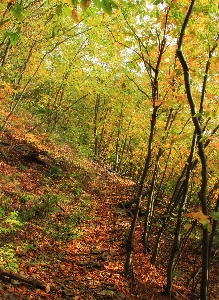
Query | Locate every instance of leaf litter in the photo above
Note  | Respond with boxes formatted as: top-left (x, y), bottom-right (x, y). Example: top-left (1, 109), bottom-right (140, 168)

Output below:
top-left (0, 130), bottom-right (217, 300)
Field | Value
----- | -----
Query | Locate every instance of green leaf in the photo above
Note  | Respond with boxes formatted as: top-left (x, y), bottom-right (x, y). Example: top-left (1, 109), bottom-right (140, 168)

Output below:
top-left (62, 5), bottom-right (72, 16)
top-left (18, 32), bottom-right (24, 44)
top-left (11, 4), bottom-right (24, 22)
top-left (52, 26), bottom-right (59, 38)
top-left (199, 136), bottom-right (207, 143)
top-left (111, 0), bottom-right (118, 9)
top-left (0, 19), bottom-right (10, 28)
top-left (71, 0), bottom-right (78, 8)
top-left (203, 222), bottom-right (212, 232)
top-left (193, 112), bottom-right (203, 118)
top-left (7, 32), bottom-right (20, 46)
top-left (199, 218), bottom-right (209, 226)
top-left (175, 69), bottom-right (183, 75)
top-left (55, 4), bottom-right (63, 16)
top-left (6, 27), bottom-right (24, 46)
top-left (101, 0), bottom-right (112, 15)
top-left (152, 0), bottom-right (163, 5)
top-left (211, 212), bottom-right (219, 221)
top-left (93, 0), bottom-right (102, 10)
top-left (0, 208), bottom-right (4, 218)
top-left (163, 214), bottom-right (170, 218)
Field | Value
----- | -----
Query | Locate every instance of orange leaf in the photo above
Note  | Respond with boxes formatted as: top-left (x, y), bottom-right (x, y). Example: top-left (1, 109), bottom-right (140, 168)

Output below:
top-left (72, 9), bottom-right (80, 23)
top-left (184, 211), bottom-right (209, 221)
top-left (46, 284), bottom-right (50, 293)
top-left (81, 0), bottom-right (91, 11)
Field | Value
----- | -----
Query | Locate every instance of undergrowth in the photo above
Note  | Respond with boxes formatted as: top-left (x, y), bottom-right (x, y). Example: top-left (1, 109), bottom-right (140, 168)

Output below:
top-left (0, 130), bottom-right (97, 272)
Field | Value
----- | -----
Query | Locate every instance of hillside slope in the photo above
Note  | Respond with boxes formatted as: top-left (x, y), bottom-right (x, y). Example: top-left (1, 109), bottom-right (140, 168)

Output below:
top-left (0, 130), bottom-right (183, 300)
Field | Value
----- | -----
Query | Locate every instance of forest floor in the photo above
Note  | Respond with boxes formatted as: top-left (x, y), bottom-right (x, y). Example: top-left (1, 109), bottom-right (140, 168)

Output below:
top-left (0, 130), bottom-right (216, 300)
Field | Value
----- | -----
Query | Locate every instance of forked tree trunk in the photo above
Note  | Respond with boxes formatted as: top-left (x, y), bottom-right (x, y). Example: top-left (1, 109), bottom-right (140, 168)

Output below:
top-left (124, 6), bottom-right (169, 276)
top-left (151, 163), bottom-right (187, 265)
top-left (143, 148), bottom-right (161, 250)
top-left (143, 108), bottom-right (176, 250)
top-left (124, 105), bottom-right (158, 275)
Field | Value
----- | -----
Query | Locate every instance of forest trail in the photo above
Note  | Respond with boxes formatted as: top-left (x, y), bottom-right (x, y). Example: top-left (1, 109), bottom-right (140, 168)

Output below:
top-left (0, 132), bottom-right (178, 300)
top-left (1, 1), bottom-right (219, 299)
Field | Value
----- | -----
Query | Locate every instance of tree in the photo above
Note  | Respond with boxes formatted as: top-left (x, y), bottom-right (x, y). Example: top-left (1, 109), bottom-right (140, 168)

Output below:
top-left (0, 0), bottom-right (219, 298)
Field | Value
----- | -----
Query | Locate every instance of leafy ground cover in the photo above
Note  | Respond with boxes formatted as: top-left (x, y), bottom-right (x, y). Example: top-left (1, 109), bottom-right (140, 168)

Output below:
top-left (0, 129), bottom-right (217, 300)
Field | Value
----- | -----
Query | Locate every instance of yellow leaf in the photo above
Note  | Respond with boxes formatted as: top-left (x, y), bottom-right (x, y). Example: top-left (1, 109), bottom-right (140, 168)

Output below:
top-left (46, 283), bottom-right (50, 293)
top-left (184, 224), bottom-right (192, 230)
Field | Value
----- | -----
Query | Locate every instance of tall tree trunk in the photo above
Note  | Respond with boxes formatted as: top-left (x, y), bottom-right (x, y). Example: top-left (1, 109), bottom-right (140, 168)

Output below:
top-left (143, 147), bottom-right (162, 250)
top-left (124, 5), bottom-right (169, 276)
top-left (94, 93), bottom-right (100, 157)
top-left (124, 105), bottom-right (158, 275)
top-left (165, 133), bottom-right (197, 296)
top-left (1, 39), bottom-right (11, 68)
top-left (151, 156), bottom-right (198, 266)
top-left (208, 194), bottom-right (219, 270)
top-left (143, 108), bottom-right (176, 250)
top-left (118, 119), bottom-right (132, 173)
top-left (114, 99), bottom-right (124, 172)
top-left (151, 162), bottom-right (187, 266)
top-left (177, 1), bottom-right (210, 298)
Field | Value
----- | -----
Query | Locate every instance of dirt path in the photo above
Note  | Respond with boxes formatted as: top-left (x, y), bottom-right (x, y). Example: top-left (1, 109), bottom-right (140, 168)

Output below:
top-left (0, 138), bottom-right (171, 300)
top-left (42, 160), bottom-right (170, 300)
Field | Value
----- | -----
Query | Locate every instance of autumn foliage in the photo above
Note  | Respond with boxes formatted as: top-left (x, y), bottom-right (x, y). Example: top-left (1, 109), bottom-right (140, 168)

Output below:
top-left (0, 0), bottom-right (219, 299)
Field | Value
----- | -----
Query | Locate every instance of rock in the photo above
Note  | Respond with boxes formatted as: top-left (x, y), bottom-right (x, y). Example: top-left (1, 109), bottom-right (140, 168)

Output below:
top-left (103, 282), bottom-right (117, 291)
top-left (91, 247), bottom-right (108, 254)
top-left (63, 288), bottom-right (75, 296)
top-left (99, 289), bottom-right (114, 297)
top-left (106, 284), bottom-right (117, 291)
top-left (110, 251), bottom-right (118, 256)
top-left (3, 293), bottom-right (18, 300)
top-left (99, 252), bottom-right (110, 261)
top-left (86, 261), bottom-right (104, 270)
top-left (115, 208), bottom-right (127, 216)
top-left (11, 279), bottom-right (20, 286)
top-left (115, 292), bottom-right (126, 299)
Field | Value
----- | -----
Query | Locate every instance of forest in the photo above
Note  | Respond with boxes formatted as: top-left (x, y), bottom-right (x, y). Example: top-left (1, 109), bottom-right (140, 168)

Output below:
top-left (0, 0), bottom-right (218, 299)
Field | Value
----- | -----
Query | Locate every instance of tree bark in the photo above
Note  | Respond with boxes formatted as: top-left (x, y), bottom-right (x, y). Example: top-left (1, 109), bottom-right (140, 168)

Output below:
top-left (165, 133), bottom-right (197, 296)
top-left (177, 1), bottom-right (209, 298)
top-left (94, 93), bottom-right (100, 157)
